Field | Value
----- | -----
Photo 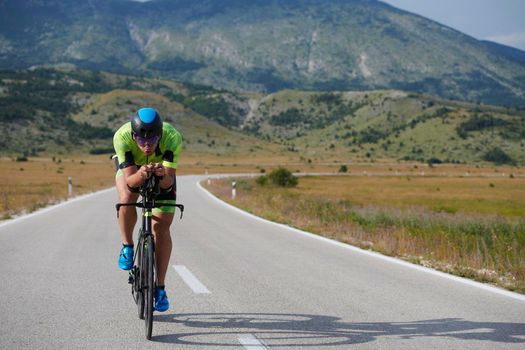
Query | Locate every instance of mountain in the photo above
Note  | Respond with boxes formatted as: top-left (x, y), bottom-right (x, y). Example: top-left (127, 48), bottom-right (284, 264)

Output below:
top-left (1, 67), bottom-right (524, 165)
top-left (481, 41), bottom-right (525, 66)
top-left (0, 0), bottom-right (524, 106)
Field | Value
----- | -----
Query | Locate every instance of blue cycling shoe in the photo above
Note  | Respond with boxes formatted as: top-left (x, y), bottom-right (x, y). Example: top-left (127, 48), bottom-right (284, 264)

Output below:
top-left (118, 245), bottom-right (134, 270)
top-left (154, 287), bottom-right (169, 312)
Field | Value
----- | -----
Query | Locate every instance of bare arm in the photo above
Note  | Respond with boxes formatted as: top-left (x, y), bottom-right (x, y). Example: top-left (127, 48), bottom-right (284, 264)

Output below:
top-left (122, 165), bottom-right (152, 189)
top-left (152, 163), bottom-right (176, 190)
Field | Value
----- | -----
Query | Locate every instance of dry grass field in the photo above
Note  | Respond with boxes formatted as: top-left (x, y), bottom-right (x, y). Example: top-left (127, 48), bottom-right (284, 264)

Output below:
top-left (291, 174), bottom-right (525, 217)
top-left (204, 168), bottom-right (525, 293)
top-left (0, 155), bottom-right (116, 219)
top-left (0, 151), bottom-right (351, 218)
top-left (2, 154), bottom-right (523, 219)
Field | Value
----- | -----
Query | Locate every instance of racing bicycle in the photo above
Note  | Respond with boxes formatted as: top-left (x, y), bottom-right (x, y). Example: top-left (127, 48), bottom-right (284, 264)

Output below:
top-left (116, 174), bottom-right (184, 340)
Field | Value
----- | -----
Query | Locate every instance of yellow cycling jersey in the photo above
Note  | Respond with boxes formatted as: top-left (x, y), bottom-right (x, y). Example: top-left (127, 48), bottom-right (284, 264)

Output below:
top-left (113, 122), bottom-right (182, 170)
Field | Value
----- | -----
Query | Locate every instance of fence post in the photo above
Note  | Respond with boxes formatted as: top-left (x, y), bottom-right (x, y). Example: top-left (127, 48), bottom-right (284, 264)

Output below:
top-left (68, 177), bottom-right (73, 197)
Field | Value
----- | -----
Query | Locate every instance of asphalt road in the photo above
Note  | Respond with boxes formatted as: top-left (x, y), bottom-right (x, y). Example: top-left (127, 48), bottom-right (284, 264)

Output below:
top-left (1, 175), bottom-right (524, 349)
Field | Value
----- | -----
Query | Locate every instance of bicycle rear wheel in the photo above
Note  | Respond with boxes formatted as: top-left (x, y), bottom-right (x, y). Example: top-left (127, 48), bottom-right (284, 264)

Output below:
top-left (144, 234), bottom-right (155, 340)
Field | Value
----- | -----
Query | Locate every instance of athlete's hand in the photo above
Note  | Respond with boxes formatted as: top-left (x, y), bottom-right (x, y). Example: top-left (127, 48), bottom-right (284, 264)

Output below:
top-left (152, 163), bottom-right (165, 178)
top-left (138, 165), bottom-right (153, 180)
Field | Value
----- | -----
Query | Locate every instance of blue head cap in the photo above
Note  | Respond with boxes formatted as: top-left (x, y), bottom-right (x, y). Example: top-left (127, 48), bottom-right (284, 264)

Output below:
top-left (137, 107), bottom-right (157, 123)
top-left (131, 107), bottom-right (163, 138)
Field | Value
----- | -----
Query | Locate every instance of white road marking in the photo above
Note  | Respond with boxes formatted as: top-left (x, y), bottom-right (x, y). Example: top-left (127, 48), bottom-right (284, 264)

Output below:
top-left (173, 265), bottom-right (210, 294)
top-left (238, 334), bottom-right (268, 349)
top-left (197, 179), bottom-right (525, 302)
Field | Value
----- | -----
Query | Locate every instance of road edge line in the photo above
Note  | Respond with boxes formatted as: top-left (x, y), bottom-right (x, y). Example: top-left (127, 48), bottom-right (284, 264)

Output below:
top-left (197, 179), bottom-right (525, 302)
top-left (0, 187), bottom-right (115, 229)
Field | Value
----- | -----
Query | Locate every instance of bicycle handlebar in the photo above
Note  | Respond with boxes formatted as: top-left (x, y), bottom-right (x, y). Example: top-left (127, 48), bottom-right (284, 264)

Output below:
top-left (116, 202), bottom-right (184, 219)
top-left (116, 175), bottom-right (184, 219)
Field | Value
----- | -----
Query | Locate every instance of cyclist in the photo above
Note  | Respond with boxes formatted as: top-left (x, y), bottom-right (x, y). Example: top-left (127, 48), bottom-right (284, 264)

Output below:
top-left (113, 107), bottom-right (182, 312)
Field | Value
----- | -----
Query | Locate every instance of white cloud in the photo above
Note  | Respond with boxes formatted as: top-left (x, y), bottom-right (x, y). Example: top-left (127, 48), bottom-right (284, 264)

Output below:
top-left (486, 31), bottom-right (525, 51)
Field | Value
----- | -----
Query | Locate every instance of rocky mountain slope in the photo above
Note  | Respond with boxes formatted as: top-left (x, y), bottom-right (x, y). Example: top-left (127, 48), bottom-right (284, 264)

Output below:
top-left (0, 0), bottom-right (524, 106)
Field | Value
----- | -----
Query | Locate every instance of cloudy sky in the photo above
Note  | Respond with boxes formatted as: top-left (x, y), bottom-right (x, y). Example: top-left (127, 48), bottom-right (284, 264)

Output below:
top-left (382, 0), bottom-right (525, 50)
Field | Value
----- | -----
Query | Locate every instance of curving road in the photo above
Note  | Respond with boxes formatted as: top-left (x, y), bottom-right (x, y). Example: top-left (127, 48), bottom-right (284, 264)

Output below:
top-left (1, 175), bottom-right (524, 349)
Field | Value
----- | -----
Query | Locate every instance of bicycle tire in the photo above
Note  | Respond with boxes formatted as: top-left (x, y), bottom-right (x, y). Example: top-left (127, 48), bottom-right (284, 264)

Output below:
top-left (144, 234), bottom-right (155, 340)
top-left (136, 233), bottom-right (145, 320)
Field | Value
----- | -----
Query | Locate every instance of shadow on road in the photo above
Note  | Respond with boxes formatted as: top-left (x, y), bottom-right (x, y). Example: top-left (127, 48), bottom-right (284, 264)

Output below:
top-left (153, 313), bottom-right (525, 346)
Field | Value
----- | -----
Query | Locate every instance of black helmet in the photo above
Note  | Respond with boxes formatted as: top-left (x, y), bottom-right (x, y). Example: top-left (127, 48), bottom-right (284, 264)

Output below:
top-left (131, 107), bottom-right (163, 138)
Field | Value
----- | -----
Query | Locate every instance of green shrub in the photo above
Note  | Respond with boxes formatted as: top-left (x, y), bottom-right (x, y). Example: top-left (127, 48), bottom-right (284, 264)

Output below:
top-left (270, 108), bottom-right (305, 126)
top-left (89, 147), bottom-right (114, 155)
top-left (427, 157), bottom-right (443, 165)
top-left (256, 175), bottom-right (268, 186)
top-left (268, 167), bottom-right (298, 187)
top-left (483, 147), bottom-right (514, 165)
top-left (339, 165), bottom-right (348, 173)
top-left (183, 95), bottom-right (239, 127)
top-left (456, 114), bottom-right (509, 139)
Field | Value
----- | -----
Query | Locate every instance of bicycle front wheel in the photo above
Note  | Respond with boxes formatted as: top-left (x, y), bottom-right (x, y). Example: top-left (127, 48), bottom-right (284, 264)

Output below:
top-left (144, 234), bottom-right (155, 340)
top-left (135, 234), bottom-right (145, 320)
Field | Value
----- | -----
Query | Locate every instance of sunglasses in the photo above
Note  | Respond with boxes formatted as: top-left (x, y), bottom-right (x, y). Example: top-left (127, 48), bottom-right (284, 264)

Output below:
top-left (135, 135), bottom-right (160, 146)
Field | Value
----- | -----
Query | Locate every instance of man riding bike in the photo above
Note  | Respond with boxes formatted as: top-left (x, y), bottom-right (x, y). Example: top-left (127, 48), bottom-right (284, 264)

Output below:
top-left (113, 107), bottom-right (182, 312)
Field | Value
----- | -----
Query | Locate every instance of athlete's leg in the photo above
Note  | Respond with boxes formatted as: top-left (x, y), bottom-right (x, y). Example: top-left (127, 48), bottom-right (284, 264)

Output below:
top-left (152, 212), bottom-right (175, 285)
top-left (116, 174), bottom-right (139, 245)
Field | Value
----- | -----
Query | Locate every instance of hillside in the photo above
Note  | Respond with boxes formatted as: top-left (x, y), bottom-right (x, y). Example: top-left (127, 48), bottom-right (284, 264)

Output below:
top-left (242, 90), bottom-right (525, 165)
top-left (0, 0), bottom-right (524, 106)
top-left (0, 67), bottom-right (280, 157)
top-left (1, 67), bottom-right (524, 166)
